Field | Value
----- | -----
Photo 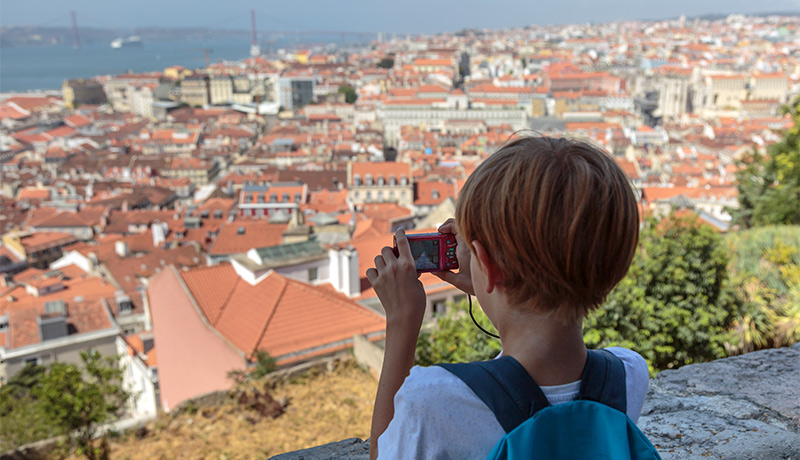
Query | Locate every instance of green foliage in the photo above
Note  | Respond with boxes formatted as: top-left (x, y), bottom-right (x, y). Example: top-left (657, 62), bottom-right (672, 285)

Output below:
top-left (416, 300), bottom-right (501, 366)
top-left (0, 364), bottom-right (60, 451)
top-left (376, 57), bottom-right (395, 69)
top-left (337, 85), bottom-right (358, 104)
top-left (0, 353), bottom-right (130, 459)
top-left (733, 96), bottom-right (800, 227)
top-left (725, 225), bottom-right (800, 351)
top-left (228, 349), bottom-right (278, 385)
top-left (584, 214), bottom-right (742, 373)
top-left (252, 349), bottom-right (277, 379)
top-left (36, 351), bottom-right (130, 460)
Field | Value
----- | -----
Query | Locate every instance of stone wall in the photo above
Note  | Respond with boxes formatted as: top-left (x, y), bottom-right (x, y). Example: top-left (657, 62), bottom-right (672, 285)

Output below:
top-left (270, 344), bottom-right (800, 460)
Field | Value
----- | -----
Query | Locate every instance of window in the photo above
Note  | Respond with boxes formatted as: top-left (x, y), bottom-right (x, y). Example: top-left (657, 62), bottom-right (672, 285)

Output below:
top-left (282, 193), bottom-right (290, 202)
top-left (389, 176), bottom-right (397, 186)
top-left (366, 174), bottom-right (374, 186)
top-left (294, 193), bottom-right (302, 203)
top-left (270, 193), bottom-right (277, 203)
top-left (433, 301), bottom-right (447, 316)
top-left (354, 175), bottom-right (362, 186)
top-left (377, 176), bottom-right (385, 186)
top-left (432, 190), bottom-right (440, 200)
top-left (308, 267), bottom-right (318, 282)
top-left (25, 357), bottom-right (41, 367)
top-left (400, 176), bottom-right (409, 185)
top-left (258, 194), bottom-right (265, 203)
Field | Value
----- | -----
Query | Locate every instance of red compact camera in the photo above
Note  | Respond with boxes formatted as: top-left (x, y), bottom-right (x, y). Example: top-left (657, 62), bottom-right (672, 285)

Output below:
top-left (393, 232), bottom-right (459, 273)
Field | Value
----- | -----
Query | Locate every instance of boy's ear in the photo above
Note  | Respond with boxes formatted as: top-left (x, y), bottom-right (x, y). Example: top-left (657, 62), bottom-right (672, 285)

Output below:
top-left (472, 240), bottom-right (504, 294)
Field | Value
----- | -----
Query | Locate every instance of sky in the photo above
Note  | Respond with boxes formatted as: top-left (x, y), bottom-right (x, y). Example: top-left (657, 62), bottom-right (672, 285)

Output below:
top-left (1, 0), bottom-right (798, 34)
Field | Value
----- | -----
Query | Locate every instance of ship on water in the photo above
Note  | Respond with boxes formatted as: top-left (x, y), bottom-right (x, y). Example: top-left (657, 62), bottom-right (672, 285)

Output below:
top-left (110, 36), bottom-right (143, 48)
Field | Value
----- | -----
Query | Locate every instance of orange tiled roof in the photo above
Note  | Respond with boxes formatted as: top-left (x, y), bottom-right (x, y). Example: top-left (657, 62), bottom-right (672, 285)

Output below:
top-left (359, 203), bottom-right (413, 222)
top-left (125, 332), bottom-right (158, 367)
top-left (6, 299), bottom-right (113, 349)
top-left (306, 189), bottom-right (350, 214)
top-left (208, 220), bottom-right (288, 255)
top-left (18, 232), bottom-right (77, 252)
top-left (0, 104), bottom-right (30, 120)
top-left (5, 96), bottom-right (58, 112)
top-left (413, 59), bottom-right (451, 67)
top-left (0, 271), bottom-right (117, 314)
top-left (415, 180), bottom-right (458, 206)
top-left (180, 264), bottom-right (385, 362)
top-left (351, 162), bottom-right (411, 181)
top-left (17, 188), bottom-right (51, 201)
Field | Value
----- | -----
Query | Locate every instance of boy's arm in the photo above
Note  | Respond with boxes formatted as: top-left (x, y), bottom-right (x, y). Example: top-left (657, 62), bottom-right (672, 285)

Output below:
top-left (366, 229), bottom-right (427, 460)
top-left (369, 315), bottom-right (420, 459)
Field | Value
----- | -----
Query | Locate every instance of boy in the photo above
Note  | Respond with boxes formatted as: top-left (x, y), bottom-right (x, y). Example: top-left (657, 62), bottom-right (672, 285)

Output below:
top-left (365, 136), bottom-right (649, 459)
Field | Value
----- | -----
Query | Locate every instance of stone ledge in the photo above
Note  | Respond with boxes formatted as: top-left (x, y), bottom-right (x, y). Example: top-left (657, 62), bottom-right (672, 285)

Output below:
top-left (270, 344), bottom-right (800, 460)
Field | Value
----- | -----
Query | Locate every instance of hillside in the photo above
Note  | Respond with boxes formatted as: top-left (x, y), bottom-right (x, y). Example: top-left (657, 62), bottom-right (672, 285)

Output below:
top-left (65, 360), bottom-right (377, 460)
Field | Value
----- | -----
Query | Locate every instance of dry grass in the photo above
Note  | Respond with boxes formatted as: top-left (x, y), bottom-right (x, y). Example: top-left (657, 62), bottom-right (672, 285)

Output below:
top-left (67, 360), bottom-right (377, 460)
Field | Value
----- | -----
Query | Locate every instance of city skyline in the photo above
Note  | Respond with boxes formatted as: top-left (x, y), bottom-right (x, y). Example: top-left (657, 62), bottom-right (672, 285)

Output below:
top-left (1, 0), bottom-right (798, 34)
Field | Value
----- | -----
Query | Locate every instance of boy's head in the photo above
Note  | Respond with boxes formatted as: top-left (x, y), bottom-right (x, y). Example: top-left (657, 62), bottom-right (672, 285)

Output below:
top-left (456, 136), bottom-right (639, 323)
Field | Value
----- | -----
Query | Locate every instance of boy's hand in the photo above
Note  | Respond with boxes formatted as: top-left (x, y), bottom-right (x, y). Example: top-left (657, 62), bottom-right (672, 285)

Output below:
top-left (366, 228), bottom-right (426, 327)
top-left (433, 218), bottom-right (474, 295)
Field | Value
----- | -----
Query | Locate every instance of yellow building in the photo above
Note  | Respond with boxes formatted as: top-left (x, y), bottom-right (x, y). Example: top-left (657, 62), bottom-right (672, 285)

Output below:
top-left (164, 66), bottom-right (193, 80)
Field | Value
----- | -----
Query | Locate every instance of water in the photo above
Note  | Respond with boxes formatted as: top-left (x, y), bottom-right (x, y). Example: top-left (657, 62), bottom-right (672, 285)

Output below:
top-left (0, 38), bottom-right (254, 93)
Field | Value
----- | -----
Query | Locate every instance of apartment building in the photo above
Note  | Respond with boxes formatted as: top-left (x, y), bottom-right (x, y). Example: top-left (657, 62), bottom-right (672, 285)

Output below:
top-left (348, 161), bottom-right (414, 207)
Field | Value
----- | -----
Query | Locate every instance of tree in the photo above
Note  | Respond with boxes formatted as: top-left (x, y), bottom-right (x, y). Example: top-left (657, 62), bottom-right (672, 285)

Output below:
top-left (584, 213), bottom-right (742, 373)
top-left (725, 225), bottom-right (800, 352)
top-left (733, 96), bottom-right (800, 227)
top-left (416, 299), bottom-right (501, 366)
top-left (35, 351), bottom-right (131, 460)
top-left (337, 85), bottom-right (358, 104)
top-left (0, 364), bottom-right (59, 451)
top-left (377, 57), bottom-right (395, 69)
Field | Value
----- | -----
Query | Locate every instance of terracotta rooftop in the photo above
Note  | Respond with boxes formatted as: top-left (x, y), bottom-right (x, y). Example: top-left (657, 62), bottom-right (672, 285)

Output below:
top-left (208, 220), bottom-right (288, 256)
top-left (18, 232), bottom-right (77, 253)
top-left (179, 264), bottom-right (385, 363)
top-left (6, 299), bottom-right (114, 349)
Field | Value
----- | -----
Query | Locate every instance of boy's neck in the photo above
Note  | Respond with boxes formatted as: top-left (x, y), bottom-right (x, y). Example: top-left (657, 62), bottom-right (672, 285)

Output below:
top-left (498, 310), bottom-right (587, 386)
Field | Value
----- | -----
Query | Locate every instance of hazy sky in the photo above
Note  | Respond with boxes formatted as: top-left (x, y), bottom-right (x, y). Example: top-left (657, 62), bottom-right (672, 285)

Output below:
top-left (1, 0), bottom-right (798, 34)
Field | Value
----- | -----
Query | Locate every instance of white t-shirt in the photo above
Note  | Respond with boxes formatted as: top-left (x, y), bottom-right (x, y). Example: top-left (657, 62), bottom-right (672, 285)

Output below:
top-left (377, 347), bottom-right (650, 460)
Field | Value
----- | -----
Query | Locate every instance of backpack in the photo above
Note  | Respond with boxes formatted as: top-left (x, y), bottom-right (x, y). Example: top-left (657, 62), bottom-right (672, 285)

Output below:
top-left (437, 349), bottom-right (661, 460)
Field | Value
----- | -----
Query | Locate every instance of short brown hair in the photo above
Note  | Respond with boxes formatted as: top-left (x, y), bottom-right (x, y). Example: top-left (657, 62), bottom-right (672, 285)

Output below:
top-left (456, 136), bottom-right (639, 322)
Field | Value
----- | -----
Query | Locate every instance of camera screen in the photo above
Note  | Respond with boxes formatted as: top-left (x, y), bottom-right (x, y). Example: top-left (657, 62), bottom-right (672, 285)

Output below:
top-left (408, 239), bottom-right (439, 270)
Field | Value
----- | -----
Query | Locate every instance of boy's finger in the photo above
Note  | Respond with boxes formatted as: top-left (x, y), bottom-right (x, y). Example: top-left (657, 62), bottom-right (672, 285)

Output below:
top-left (366, 268), bottom-right (378, 285)
top-left (438, 218), bottom-right (456, 234)
top-left (395, 228), bottom-right (413, 260)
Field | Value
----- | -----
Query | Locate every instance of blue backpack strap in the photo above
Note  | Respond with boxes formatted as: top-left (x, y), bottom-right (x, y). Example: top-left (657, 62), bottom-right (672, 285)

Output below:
top-left (580, 349), bottom-right (627, 414)
top-left (437, 356), bottom-right (550, 433)
top-left (437, 349), bottom-right (628, 433)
